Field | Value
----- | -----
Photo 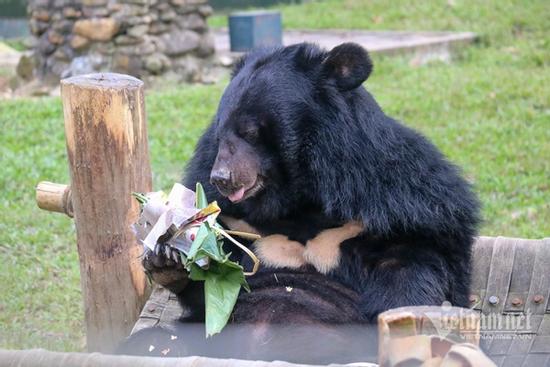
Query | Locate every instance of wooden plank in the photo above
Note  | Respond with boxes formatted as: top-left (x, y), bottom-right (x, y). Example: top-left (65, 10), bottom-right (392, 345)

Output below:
top-left (470, 236), bottom-right (495, 310)
top-left (481, 237), bottom-right (517, 315)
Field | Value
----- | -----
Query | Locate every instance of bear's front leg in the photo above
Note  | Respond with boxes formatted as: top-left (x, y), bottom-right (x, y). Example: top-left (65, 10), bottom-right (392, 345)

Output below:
top-left (142, 243), bottom-right (189, 294)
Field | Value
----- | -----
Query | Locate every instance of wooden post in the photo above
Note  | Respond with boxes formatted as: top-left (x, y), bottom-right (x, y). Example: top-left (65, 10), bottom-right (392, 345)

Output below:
top-left (60, 73), bottom-right (152, 352)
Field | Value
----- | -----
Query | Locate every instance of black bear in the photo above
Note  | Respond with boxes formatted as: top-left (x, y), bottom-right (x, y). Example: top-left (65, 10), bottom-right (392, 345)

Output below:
top-left (120, 42), bottom-right (480, 363)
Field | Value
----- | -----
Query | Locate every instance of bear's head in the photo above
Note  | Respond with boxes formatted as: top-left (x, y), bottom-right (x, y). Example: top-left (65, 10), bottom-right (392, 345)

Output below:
top-left (208, 43), bottom-right (373, 215)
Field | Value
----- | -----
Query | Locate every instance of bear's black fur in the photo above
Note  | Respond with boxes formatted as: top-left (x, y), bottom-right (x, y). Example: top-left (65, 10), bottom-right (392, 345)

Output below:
top-left (185, 42), bottom-right (479, 311)
top-left (119, 43), bottom-right (480, 362)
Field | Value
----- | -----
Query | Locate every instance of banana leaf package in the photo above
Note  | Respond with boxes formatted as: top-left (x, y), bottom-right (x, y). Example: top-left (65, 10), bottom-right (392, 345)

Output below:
top-left (131, 183), bottom-right (259, 337)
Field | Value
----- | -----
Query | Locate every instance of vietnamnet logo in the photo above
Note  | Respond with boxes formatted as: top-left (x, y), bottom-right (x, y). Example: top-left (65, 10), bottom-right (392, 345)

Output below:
top-left (424, 301), bottom-right (534, 341)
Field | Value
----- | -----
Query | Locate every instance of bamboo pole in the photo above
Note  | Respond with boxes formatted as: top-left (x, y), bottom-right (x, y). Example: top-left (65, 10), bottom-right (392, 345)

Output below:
top-left (60, 73), bottom-right (152, 352)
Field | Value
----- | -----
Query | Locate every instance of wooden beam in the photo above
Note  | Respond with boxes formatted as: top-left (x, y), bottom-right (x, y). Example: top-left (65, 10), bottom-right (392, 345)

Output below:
top-left (36, 181), bottom-right (73, 217)
top-left (60, 73), bottom-right (152, 352)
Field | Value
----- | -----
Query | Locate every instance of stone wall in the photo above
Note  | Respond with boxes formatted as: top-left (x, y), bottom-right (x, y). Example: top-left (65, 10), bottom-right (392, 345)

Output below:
top-left (27, 0), bottom-right (215, 82)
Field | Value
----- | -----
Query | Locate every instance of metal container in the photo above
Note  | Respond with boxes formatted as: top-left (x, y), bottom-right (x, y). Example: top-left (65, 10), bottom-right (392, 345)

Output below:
top-left (228, 10), bottom-right (282, 52)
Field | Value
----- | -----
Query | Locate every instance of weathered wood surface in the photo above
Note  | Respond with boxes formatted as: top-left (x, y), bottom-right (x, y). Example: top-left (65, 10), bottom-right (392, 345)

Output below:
top-left (0, 349), bottom-right (372, 367)
top-left (60, 73), bottom-right (152, 352)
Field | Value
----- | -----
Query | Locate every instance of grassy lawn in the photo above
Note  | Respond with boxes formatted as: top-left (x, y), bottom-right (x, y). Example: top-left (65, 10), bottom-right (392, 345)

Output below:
top-left (1, 0), bottom-right (548, 352)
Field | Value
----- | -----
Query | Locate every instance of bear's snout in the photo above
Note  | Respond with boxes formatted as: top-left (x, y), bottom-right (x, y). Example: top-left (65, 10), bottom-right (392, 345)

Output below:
top-left (210, 136), bottom-right (262, 203)
top-left (210, 167), bottom-right (236, 196)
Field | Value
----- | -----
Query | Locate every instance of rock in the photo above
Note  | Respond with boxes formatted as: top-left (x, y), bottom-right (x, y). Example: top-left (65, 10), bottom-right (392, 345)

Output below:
top-left (114, 35), bottom-right (143, 45)
top-left (149, 12), bottom-right (159, 22)
top-left (160, 29), bottom-right (200, 55)
top-left (121, 15), bottom-right (153, 26)
top-left (127, 24), bottom-right (149, 38)
top-left (47, 30), bottom-right (65, 45)
top-left (201, 68), bottom-right (221, 84)
top-left (16, 52), bottom-right (36, 80)
top-left (26, 0), bottom-right (214, 82)
top-left (108, 3), bottom-right (124, 12)
top-left (173, 54), bottom-right (201, 82)
top-left (37, 33), bottom-right (56, 55)
top-left (144, 57), bottom-right (162, 73)
top-left (50, 12), bottom-right (63, 23)
top-left (126, 4), bottom-right (149, 16)
top-left (52, 0), bottom-right (69, 8)
top-left (172, 0), bottom-right (205, 5)
top-left (74, 18), bottom-right (120, 41)
top-left (118, 40), bottom-right (156, 55)
top-left (32, 9), bottom-right (51, 22)
top-left (144, 52), bottom-right (170, 74)
top-left (52, 19), bottom-right (74, 34)
top-left (70, 35), bottom-right (90, 50)
top-left (89, 52), bottom-right (106, 69)
top-left (13, 79), bottom-right (52, 97)
top-left (32, 85), bottom-right (54, 96)
top-left (196, 32), bottom-right (215, 57)
top-left (30, 19), bottom-right (49, 36)
top-left (156, 2), bottom-right (171, 11)
top-left (174, 4), bottom-right (199, 15)
top-left (53, 45), bottom-right (74, 61)
top-left (217, 54), bottom-right (235, 67)
top-left (48, 58), bottom-right (70, 77)
top-left (170, 0), bottom-right (207, 6)
top-left (176, 13), bottom-right (206, 32)
top-left (63, 7), bottom-right (82, 18)
top-left (64, 55), bottom-right (96, 77)
top-left (148, 21), bottom-right (169, 35)
top-left (107, 2), bottom-right (124, 13)
top-left (82, 6), bottom-right (110, 17)
top-left (120, 0), bottom-right (149, 5)
top-left (112, 53), bottom-right (142, 76)
top-left (197, 5), bottom-right (213, 17)
top-left (93, 42), bottom-right (116, 55)
top-left (61, 53), bottom-right (104, 78)
top-left (160, 9), bottom-right (176, 22)
top-left (82, 0), bottom-right (107, 5)
top-left (22, 37), bottom-right (38, 50)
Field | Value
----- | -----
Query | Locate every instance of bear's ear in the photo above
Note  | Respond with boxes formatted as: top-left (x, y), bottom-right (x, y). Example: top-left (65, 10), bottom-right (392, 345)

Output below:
top-left (321, 43), bottom-right (373, 91)
top-left (231, 56), bottom-right (246, 78)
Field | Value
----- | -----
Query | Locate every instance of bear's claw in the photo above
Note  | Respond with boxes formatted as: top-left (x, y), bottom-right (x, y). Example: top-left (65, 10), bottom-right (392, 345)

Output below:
top-left (143, 244), bottom-right (189, 294)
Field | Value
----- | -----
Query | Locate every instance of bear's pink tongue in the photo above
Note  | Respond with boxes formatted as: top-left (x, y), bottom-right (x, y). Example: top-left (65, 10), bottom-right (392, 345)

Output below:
top-left (228, 187), bottom-right (245, 202)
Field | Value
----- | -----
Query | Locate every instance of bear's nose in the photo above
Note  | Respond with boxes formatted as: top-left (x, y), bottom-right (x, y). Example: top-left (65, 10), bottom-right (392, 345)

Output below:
top-left (210, 168), bottom-right (232, 192)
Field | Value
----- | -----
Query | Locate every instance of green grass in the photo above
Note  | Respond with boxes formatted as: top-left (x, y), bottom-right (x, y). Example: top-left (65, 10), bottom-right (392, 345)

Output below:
top-left (0, 84), bottom-right (225, 351)
top-left (1, 0), bottom-right (549, 352)
top-left (2, 39), bottom-right (26, 52)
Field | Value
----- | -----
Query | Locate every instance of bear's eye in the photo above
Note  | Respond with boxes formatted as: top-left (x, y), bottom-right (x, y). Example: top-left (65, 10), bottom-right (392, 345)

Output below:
top-left (237, 124), bottom-right (260, 143)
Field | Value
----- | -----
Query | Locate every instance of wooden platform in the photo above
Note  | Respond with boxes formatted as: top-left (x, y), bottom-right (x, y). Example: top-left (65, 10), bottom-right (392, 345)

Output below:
top-left (133, 236), bottom-right (550, 366)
